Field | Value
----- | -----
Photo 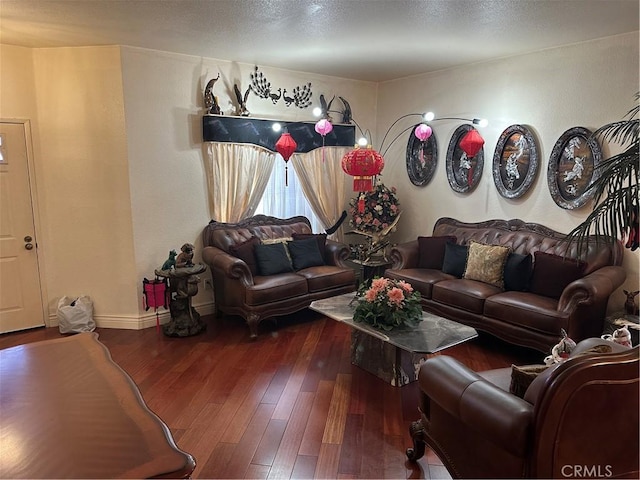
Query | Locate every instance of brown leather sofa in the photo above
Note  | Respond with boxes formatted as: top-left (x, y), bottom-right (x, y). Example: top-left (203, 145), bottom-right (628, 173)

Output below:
top-left (202, 215), bottom-right (355, 338)
top-left (385, 218), bottom-right (626, 352)
top-left (406, 338), bottom-right (640, 479)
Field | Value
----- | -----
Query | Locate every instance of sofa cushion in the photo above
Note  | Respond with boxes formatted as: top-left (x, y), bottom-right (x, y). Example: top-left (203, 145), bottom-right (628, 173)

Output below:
top-left (245, 274), bottom-right (308, 306)
top-left (385, 268), bottom-right (455, 300)
top-left (504, 252), bottom-right (533, 292)
top-left (432, 279), bottom-right (502, 314)
top-left (288, 237), bottom-right (325, 270)
top-left (418, 236), bottom-right (457, 269)
top-left (484, 291), bottom-right (567, 334)
top-left (296, 266), bottom-right (355, 293)
top-left (529, 252), bottom-right (585, 299)
top-left (254, 243), bottom-right (294, 275)
top-left (442, 243), bottom-right (469, 278)
top-left (463, 242), bottom-right (510, 289)
top-left (229, 236), bottom-right (260, 275)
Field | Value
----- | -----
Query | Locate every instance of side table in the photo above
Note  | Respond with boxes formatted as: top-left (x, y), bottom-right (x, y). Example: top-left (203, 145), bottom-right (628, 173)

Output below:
top-left (155, 263), bottom-right (207, 337)
top-left (346, 258), bottom-right (392, 285)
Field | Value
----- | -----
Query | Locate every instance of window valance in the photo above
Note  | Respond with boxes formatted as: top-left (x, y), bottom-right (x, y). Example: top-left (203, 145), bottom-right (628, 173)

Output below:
top-left (202, 115), bottom-right (356, 152)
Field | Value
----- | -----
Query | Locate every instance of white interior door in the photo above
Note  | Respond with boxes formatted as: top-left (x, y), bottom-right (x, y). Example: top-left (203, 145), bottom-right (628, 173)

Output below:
top-left (0, 122), bottom-right (45, 333)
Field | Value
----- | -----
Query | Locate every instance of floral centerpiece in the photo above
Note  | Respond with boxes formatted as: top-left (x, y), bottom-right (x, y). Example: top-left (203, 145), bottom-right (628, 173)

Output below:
top-left (352, 277), bottom-right (422, 331)
top-left (348, 183), bottom-right (401, 260)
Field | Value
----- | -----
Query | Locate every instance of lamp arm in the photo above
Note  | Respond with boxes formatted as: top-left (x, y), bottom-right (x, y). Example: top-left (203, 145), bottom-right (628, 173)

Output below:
top-left (379, 113), bottom-right (424, 154)
top-left (433, 116), bottom-right (481, 124)
top-left (349, 117), bottom-right (372, 146)
top-left (381, 124), bottom-right (417, 157)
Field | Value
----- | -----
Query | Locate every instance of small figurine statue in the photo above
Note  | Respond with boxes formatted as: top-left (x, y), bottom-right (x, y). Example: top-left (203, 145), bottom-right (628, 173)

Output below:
top-left (161, 250), bottom-right (177, 270)
top-left (176, 243), bottom-right (195, 268)
top-left (612, 325), bottom-right (633, 348)
top-left (204, 74), bottom-right (222, 115)
top-left (544, 329), bottom-right (576, 365)
top-left (624, 290), bottom-right (639, 315)
top-left (233, 83), bottom-right (251, 116)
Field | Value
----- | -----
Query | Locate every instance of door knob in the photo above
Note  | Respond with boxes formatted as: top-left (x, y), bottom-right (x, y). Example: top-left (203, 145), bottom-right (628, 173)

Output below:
top-left (25, 243), bottom-right (34, 250)
top-left (24, 236), bottom-right (33, 242)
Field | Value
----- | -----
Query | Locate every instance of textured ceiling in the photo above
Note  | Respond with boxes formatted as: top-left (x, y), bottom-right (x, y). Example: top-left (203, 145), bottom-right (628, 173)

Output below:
top-left (1, 0), bottom-right (638, 82)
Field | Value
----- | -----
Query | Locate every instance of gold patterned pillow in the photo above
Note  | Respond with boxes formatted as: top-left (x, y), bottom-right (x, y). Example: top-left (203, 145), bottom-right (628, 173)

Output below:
top-left (463, 241), bottom-right (511, 288)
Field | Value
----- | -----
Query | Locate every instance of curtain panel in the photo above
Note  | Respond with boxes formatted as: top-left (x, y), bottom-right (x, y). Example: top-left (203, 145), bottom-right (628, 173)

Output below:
top-left (204, 142), bottom-right (275, 223)
top-left (204, 142), bottom-right (350, 241)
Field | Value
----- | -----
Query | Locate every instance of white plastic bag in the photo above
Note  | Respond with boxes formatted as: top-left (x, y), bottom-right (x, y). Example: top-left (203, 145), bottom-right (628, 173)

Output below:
top-left (57, 295), bottom-right (96, 334)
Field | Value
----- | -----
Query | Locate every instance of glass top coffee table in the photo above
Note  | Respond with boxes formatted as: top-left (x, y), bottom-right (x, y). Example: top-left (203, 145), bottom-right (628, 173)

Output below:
top-left (310, 293), bottom-right (477, 386)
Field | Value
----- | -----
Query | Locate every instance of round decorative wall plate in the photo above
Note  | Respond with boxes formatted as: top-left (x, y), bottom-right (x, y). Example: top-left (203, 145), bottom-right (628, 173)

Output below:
top-left (405, 125), bottom-right (438, 187)
top-left (547, 126), bottom-right (602, 210)
top-left (445, 124), bottom-right (484, 193)
top-left (492, 124), bottom-right (540, 199)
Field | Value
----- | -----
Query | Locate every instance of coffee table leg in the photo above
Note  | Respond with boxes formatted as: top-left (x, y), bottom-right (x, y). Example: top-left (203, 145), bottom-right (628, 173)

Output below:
top-left (350, 330), bottom-right (423, 386)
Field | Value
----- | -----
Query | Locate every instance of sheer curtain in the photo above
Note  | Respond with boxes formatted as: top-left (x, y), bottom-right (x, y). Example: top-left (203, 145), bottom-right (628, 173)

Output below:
top-left (291, 147), bottom-right (350, 241)
top-left (254, 156), bottom-right (325, 233)
top-left (204, 142), bottom-right (275, 222)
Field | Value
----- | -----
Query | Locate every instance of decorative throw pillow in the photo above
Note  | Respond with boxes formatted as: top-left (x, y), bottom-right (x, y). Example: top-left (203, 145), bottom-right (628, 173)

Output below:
top-left (509, 364), bottom-right (549, 398)
top-left (229, 236), bottom-right (260, 275)
top-left (287, 237), bottom-right (326, 270)
top-left (463, 241), bottom-right (510, 288)
top-left (261, 237), bottom-right (293, 245)
top-left (418, 236), bottom-right (457, 269)
top-left (292, 232), bottom-right (327, 255)
top-left (529, 251), bottom-right (586, 299)
top-left (442, 243), bottom-right (469, 278)
top-left (504, 252), bottom-right (533, 291)
top-left (254, 243), bottom-right (294, 276)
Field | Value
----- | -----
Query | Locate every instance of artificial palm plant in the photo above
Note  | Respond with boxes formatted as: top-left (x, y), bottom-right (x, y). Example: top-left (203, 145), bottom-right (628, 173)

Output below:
top-left (565, 93), bottom-right (639, 255)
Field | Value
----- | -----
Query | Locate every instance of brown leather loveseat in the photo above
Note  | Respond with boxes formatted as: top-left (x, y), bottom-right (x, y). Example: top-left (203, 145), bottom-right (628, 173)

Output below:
top-left (202, 215), bottom-right (355, 338)
top-left (406, 338), bottom-right (639, 478)
top-left (385, 217), bottom-right (626, 352)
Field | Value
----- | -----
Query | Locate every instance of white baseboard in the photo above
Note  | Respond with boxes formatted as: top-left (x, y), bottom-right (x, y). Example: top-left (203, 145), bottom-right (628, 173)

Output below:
top-left (48, 301), bottom-right (216, 330)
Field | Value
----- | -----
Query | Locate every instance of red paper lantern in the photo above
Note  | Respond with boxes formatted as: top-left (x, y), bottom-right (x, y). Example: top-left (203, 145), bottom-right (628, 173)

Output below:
top-left (459, 128), bottom-right (484, 158)
top-left (341, 146), bottom-right (385, 191)
top-left (275, 132), bottom-right (297, 186)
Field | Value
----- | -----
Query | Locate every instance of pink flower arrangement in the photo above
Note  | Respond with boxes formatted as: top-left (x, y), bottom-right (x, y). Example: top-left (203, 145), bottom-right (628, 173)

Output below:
top-left (352, 277), bottom-right (422, 330)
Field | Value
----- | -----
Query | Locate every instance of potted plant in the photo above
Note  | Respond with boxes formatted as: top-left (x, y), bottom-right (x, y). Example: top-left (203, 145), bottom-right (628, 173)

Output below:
top-left (566, 93), bottom-right (639, 254)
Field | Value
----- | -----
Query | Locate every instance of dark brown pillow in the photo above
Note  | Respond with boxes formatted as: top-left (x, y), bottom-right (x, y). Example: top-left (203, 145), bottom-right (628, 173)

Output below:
top-left (418, 236), bottom-right (457, 269)
top-left (229, 236), bottom-right (260, 275)
top-left (510, 364), bottom-right (549, 398)
top-left (529, 252), bottom-right (585, 299)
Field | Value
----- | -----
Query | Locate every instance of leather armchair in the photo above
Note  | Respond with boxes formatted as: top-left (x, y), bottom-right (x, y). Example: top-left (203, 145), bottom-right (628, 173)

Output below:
top-left (406, 339), bottom-right (639, 478)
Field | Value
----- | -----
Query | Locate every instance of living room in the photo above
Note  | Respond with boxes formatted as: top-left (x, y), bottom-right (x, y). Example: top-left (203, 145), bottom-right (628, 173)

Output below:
top-left (0, 1), bottom-right (639, 478)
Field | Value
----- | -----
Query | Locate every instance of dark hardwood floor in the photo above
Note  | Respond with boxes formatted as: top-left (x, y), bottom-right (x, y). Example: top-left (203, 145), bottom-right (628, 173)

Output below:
top-left (0, 310), bottom-right (542, 479)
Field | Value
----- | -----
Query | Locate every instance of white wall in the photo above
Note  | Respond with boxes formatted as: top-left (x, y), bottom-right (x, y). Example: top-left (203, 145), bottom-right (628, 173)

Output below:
top-left (31, 46), bottom-right (140, 323)
top-left (376, 32), bottom-right (639, 312)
